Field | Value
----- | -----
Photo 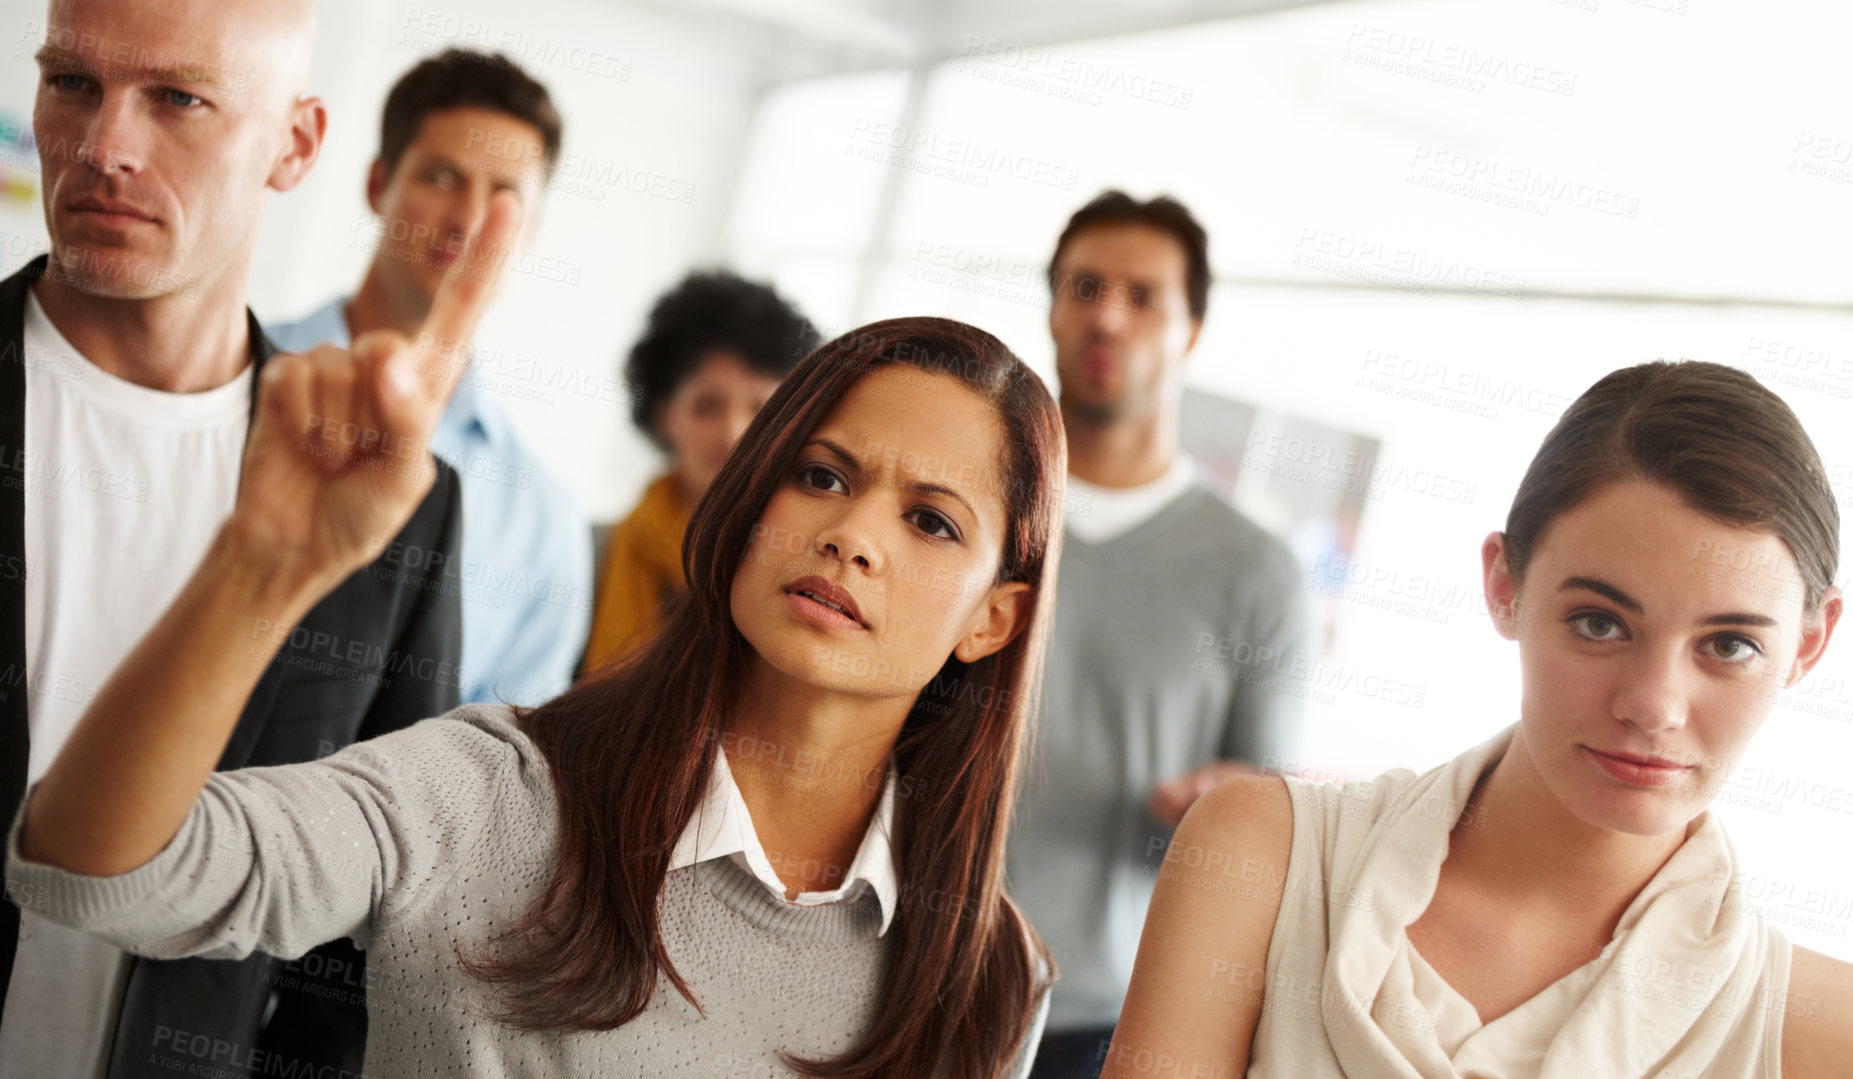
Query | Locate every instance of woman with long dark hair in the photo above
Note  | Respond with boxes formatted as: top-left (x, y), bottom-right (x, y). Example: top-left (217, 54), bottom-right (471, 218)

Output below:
top-left (7, 222), bottom-right (1062, 1077)
top-left (1106, 360), bottom-right (1850, 1078)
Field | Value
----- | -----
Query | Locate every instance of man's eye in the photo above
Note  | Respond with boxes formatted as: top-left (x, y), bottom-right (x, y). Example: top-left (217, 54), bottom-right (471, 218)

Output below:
top-left (165, 89), bottom-right (204, 108)
top-left (48, 74), bottom-right (88, 92)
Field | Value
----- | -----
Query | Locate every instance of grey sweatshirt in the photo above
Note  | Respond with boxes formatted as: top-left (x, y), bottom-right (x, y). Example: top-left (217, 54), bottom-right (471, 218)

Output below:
top-left (1009, 485), bottom-right (1312, 1032)
top-left (5, 704), bottom-right (1048, 1077)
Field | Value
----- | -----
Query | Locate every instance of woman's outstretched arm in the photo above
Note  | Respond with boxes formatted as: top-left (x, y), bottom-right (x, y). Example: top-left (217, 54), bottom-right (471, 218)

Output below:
top-left (17, 194), bottom-right (522, 877)
top-left (18, 525), bottom-right (334, 875)
top-left (1104, 775), bottom-right (1294, 1079)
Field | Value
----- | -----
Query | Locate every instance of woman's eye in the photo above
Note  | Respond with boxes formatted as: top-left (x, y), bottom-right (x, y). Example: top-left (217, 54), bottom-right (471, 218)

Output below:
top-left (798, 464), bottom-right (844, 493)
top-left (1570, 612), bottom-right (1623, 641)
top-left (911, 509), bottom-right (957, 541)
top-left (1706, 634), bottom-right (1762, 663)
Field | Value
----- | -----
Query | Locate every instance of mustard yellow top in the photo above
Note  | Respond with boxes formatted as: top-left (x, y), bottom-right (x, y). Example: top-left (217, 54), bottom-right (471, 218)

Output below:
top-left (583, 473), bottom-right (692, 672)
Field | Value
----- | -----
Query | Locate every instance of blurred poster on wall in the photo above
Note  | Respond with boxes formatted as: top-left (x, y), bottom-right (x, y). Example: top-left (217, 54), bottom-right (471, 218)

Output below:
top-left (1181, 387), bottom-right (1379, 656)
top-left (0, 108), bottom-right (45, 275)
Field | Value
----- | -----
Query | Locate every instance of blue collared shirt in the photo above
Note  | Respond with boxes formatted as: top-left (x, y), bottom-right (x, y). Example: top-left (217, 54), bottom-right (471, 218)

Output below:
top-left (267, 297), bottom-right (593, 706)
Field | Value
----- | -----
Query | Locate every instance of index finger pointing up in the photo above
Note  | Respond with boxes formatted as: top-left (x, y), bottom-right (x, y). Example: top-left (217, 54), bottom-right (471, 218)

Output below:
top-left (412, 189), bottom-right (527, 399)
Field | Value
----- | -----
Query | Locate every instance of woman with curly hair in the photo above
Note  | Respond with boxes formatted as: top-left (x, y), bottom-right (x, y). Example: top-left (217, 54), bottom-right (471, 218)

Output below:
top-left (585, 272), bottom-right (821, 670)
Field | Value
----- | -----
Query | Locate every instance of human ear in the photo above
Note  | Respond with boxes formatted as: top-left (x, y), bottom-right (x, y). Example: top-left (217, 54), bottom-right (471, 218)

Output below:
top-left (365, 159), bottom-right (389, 215)
top-left (1786, 585), bottom-right (1843, 687)
top-left (269, 97), bottom-right (326, 193)
top-left (953, 581), bottom-right (1033, 664)
top-left (1482, 531), bottom-right (1521, 641)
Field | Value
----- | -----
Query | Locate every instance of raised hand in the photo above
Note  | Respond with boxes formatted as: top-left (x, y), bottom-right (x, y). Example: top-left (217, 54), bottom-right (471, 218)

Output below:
top-left (16, 191), bottom-right (527, 876)
top-left (229, 191), bottom-right (524, 595)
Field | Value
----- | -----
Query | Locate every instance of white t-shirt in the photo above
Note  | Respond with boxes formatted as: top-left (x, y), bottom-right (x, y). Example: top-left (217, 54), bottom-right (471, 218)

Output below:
top-left (1063, 454), bottom-right (1199, 544)
top-left (0, 290), bottom-right (252, 1079)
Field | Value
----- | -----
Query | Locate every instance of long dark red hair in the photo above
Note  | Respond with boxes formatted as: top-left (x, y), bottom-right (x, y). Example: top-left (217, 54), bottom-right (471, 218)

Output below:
top-left (461, 316), bottom-right (1065, 1077)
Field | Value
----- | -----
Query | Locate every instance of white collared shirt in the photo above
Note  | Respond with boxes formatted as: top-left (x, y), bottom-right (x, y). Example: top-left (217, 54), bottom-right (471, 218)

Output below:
top-left (669, 748), bottom-right (901, 935)
top-left (1063, 454), bottom-right (1200, 544)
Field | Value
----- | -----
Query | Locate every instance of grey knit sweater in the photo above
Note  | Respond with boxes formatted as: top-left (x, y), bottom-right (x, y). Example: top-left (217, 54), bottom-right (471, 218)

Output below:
top-left (4, 704), bottom-right (1049, 1077)
top-left (1010, 485), bottom-right (1310, 1031)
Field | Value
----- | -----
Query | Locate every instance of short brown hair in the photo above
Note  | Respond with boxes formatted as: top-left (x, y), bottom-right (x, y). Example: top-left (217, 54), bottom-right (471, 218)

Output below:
top-left (379, 49), bottom-right (563, 176)
top-left (1047, 190), bottom-right (1210, 321)
top-left (1504, 361), bottom-right (1840, 611)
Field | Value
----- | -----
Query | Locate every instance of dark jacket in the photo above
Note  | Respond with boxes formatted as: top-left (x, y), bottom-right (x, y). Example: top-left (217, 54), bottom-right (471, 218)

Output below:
top-left (0, 255), bottom-right (465, 1077)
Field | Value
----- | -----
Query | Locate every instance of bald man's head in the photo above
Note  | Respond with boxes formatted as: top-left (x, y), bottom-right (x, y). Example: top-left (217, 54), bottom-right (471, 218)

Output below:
top-left (33, 0), bottom-right (325, 302)
top-left (43, 0), bottom-right (316, 110)
top-left (243, 0), bottom-right (319, 109)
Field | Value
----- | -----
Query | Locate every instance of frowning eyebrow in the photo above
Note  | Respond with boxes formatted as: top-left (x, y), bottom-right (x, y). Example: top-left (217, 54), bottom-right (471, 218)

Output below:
top-left (1558, 575), bottom-right (1779, 628)
top-left (35, 45), bottom-right (217, 88)
top-left (35, 48), bottom-right (92, 75)
top-left (806, 438), bottom-right (980, 528)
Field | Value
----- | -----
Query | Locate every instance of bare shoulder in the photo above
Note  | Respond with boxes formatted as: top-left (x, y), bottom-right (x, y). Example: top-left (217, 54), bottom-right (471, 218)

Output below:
top-left (1183, 774), bottom-right (1297, 867)
top-left (1102, 775), bottom-right (1296, 1079)
top-left (1782, 945), bottom-right (1853, 1079)
top-left (1155, 774), bottom-right (1298, 924)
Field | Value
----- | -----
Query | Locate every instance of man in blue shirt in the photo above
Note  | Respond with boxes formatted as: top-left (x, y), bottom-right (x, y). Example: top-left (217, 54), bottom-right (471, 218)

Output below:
top-left (270, 49), bottom-right (592, 707)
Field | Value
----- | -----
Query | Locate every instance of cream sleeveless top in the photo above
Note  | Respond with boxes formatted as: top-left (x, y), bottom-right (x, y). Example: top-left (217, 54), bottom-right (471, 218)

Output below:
top-left (1247, 725), bottom-right (1796, 1079)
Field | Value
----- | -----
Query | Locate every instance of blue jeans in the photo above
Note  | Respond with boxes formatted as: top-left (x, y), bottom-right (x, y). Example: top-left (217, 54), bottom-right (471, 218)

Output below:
top-left (1029, 1025), bottom-right (1117, 1079)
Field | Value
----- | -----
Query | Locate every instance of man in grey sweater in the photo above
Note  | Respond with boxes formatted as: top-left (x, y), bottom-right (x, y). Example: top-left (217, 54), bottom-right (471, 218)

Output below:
top-left (1011, 191), bottom-right (1313, 1079)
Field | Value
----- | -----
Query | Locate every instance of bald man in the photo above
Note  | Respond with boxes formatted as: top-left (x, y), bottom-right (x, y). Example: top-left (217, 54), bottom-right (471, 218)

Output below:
top-left (0, 2), bottom-right (465, 1076)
